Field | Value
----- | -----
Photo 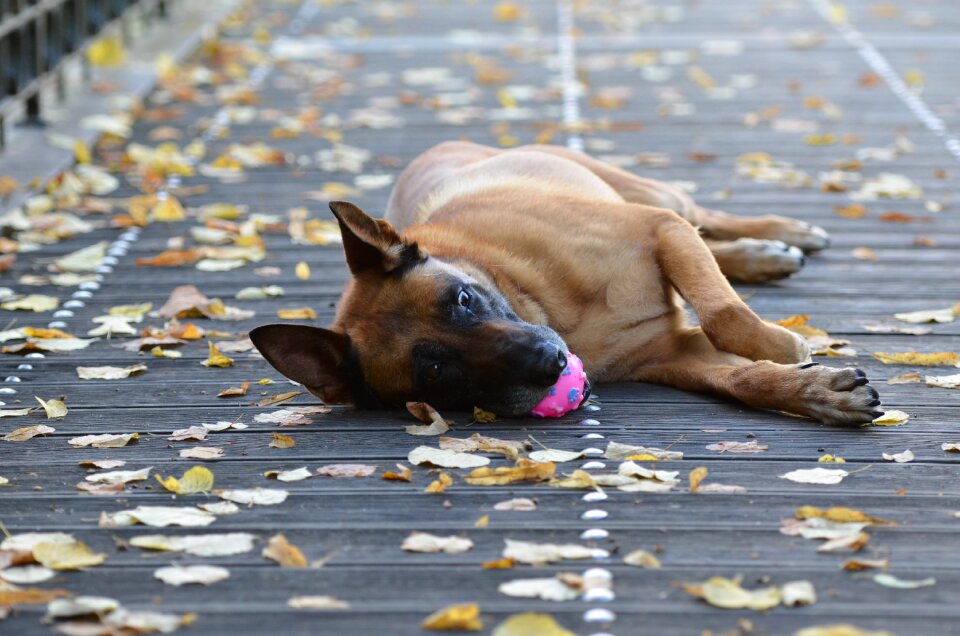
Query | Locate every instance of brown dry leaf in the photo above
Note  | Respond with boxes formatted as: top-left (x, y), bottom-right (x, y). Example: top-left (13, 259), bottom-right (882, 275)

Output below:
top-left (36, 396), bottom-right (68, 419)
top-left (473, 407), bottom-right (497, 423)
top-left (68, 432), bottom-right (138, 448)
top-left (425, 472), bottom-right (453, 494)
top-left (605, 440), bottom-right (683, 460)
top-left (218, 381), bottom-right (249, 397)
top-left (483, 557), bottom-right (515, 569)
top-left (439, 433), bottom-right (526, 460)
top-left (76, 364), bottom-right (147, 380)
top-left (706, 440), bottom-right (768, 453)
top-left (889, 372), bottom-right (923, 384)
top-left (168, 426), bottom-right (208, 441)
top-left (33, 541), bottom-right (107, 570)
top-left (406, 402), bottom-right (453, 435)
top-left (502, 539), bottom-right (593, 565)
top-left (270, 433), bottom-right (296, 448)
top-left (548, 469), bottom-right (599, 490)
top-left (402, 532), bottom-right (473, 554)
top-left (465, 459), bottom-right (555, 486)
top-left (491, 613), bottom-right (574, 636)
top-left (818, 532), bottom-right (871, 553)
top-left (0, 587), bottom-right (70, 606)
top-left (873, 351), bottom-right (960, 366)
top-left (795, 506), bottom-right (894, 526)
top-left (3, 424), bottom-right (55, 441)
top-left (682, 576), bottom-right (781, 610)
top-left (277, 307), bottom-right (317, 320)
top-left (842, 558), bottom-right (889, 571)
top-left (795, 626), bottom-right (893, 636)
top-left (851, 247), bottom-right (877, 261)
top-left (422, 603), bottom-right (483, 631)
top-left (689, 466), bottom-right (708, 492)
top-left (316, 464), bottom-right (378, 478)
top-left (262, 533), bottom-right (307, 568)
top-left (623, 549), bottom-right (662, 568)
top-left (834, 203), bottom-right (867, 218)
top-left (257, 391), bottom-right (303, 407)
top-left (382, 464), bottom-right (412, 482)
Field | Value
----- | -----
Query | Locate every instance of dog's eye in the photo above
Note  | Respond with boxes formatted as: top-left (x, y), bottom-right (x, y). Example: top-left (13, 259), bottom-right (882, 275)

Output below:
top-left (457, 289), bottom-right (471, 309)
top-left (424, 362), bottom-right (443, 383)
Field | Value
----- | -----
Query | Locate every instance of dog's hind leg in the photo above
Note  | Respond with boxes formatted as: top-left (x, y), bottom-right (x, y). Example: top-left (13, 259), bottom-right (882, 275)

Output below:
top-left (649, 210), bottom-right (810, 364)
top-left (633, 328), bottom-right (880, 426)
top-left (704, 238), bottom-right (805, 283)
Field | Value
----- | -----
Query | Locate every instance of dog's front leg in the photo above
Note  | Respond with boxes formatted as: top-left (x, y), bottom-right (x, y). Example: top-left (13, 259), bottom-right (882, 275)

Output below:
top-left (634, 329), bottom-right (881, 425)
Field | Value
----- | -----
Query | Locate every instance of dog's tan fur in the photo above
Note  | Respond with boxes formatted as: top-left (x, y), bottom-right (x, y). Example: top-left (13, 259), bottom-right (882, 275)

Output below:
top-left (252, 142), bottom-right (880, 424)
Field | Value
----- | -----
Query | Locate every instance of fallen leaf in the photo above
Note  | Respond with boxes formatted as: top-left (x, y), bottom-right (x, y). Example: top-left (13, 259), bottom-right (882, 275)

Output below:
top-left (682, 576), bottom-right (781, 610)
top-left (795, 625), bottom-right (893, 636)
top-left (819, 454), bottom-right (846, 463)
top-left (45, 595), bottom-right (120, 619)
top-left (257, 391), bottom-right (303, 407)
top-left (100, 506), bottom-right (216, 528)
top-left (402, 532), bottom-right (473, 554)
top-left (873, 351), bottom-right (960, 366)
top-left (888, 372), bottom-right (923, 384)
top-left (494, 498), bottom-right (537, 511)
top-left (491, 613), bottom-right (574, 636)
top-left (2, 295), bottom-right (59, 312)
top-left (882, 449), bottom-right (914, 463)
top-left (781, 580), bottom-right (817, 607)
top-left (439, 433), bottom-right (526, 460)
top-left (3, 424), bottom-right (55, 441)
top-left (382, 464), bottom-right (413, 482)
top-left (287, 596), bottom-right (350, 610)
top-left (870, 410), bottom-right (910, 426)
top-left (842, 559), bottom-right (889, 571)
top-left (168, 426), bottom-right (208, 441)
top-left (33, 541), bottom-right (107, 570)
top-left (408, 446), bottom-right (490, 468)
top-left (473, 407), bottom-right (497, 423)
top-left (623, 549), bottom-right (662, 568)
top-left (425, 472), bottom-right (453, 494)
top-left (605, 440), bottom-right (683, 460)
top-left (270, 433), bottom-right (296, 448)
top-left (36, 396), bottom-right (67, 419)
top-left (689, 466), bottom-right (708, 492)
top-left (76, 364), bottom-right (147, 380)
top-left (528, 449), bottom-right (583, 463)
top-left (872, 573), bottom-right (935, 589)
top-left (795, 506), bottom-right (893, 525)
top-left (464, 459), bottom-right (555, 485)
top-left (179, 446), bottom-right (224, 460)
top-left (706, 440), bottom-right (768, 453)
top-left (0, 587), bottom-right (69, 605)
top-left (276, 307), bottom-right (317, 320)
top-left (156, 466), bottom-right (214, 494)
top-left (0, 407), bottom-right (34, 418)
top-left (154, 564), bottom-right (230, 586)
top-left (218, 381), bottom-right (249, 397)
top-left (780, 468), bottom-right (849, 485)
top-left (405, 402), bottom-right (452, 435)
top-left (262, 533), bottom-right (307, 567)
top-left (0, 565), bottom-right (56, 584)
top-left (68, 432), bottom-right (138, 448)
top-left (202, 341), bottom-right (234, 367)
top-left (818, 532), bottom-right (871, 553)
top-left (130, 533), bottom-right (255, 556)
top-left (295, 261), bottom-right (310, 280)
top-left (502, 539), bottom-right (594, 565)
top-left (218, 487), bottom-right (288, 505)
top-left (422, 603), bottom-right (483, 631)
top-left (894, 307), bottom-right (957, 324)
top-left (316, 464), bottom-right (378, 478)
top-left (926, 373), bottom-right (960, 389)
top-left (85, 467), bottom-right (152, 486)
top-left (498, 576), bottom-right (581, 602)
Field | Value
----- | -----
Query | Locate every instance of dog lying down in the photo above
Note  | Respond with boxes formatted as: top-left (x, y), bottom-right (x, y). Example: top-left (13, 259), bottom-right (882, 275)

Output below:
top-left (251, 142), bottom-right (881, 425)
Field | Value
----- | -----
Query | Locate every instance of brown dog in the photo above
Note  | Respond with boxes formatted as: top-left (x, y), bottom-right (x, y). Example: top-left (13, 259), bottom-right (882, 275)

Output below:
top-left (251, 142), bottom-right (880, 424)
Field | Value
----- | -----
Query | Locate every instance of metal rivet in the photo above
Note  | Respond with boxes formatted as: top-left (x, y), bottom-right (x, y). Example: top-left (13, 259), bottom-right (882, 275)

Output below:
top-left (95, 265), bottom-right (113, 274)
top-left (581, 433), bottom-right (605, 439)
top-left (583, 608), bottom-right (616, 623)
top-left (0, 388), bottom-right (17, 394)
top-left (587, 632), bottom-right (615, 636)
top-left (17, 364), bottom-right (32, 370)
top-left (25, 353), bottom-right (44, 359)
top-left (583, 568), bottom-right (613, 580)
top-left (590, 548), bottom-right (611, 560)
top-left (581, 447), bottom-right (604, 457)
top-left (581, 418), bottom-right (601, 426)
top-left (582, 491), bottom-right (608, 503)
top-left (63, 300), bottom-right (84, 309)
top-left (584, 404), bottom-right (602, 412)
top-left (583, 588), bottom-right (615, 602)
top-left (79, 282), bottom-right (100, 291)
top-left (72, 291), bottom-right (93, 299)
top-left (53, 310), bottom-right (74, 318)
top-left (581, 461), bottom-right (606, 470)
top-left (0, 401), bottom-right (5, 406)
top-left (102, 256), bottom-right (119, 266)
top-left (4, 376), bottom-right (21, 383)
top-left (580, 528), bottom-right (609, 540)
top-left (47, 321), bottom-right (68, 329)
top-left (582, 509), bottom-right (608, 521)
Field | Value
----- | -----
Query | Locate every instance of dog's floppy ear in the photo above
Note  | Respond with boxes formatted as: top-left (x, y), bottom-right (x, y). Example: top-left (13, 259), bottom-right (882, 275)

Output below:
top-left (250, 324), bottom-right (354, 404)
top-left (329, 201), bottom-right (424, 275)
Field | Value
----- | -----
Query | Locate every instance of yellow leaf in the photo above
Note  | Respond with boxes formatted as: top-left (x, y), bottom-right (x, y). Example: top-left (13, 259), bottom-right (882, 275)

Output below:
top-left (2, 294), bottom-right (59, 312)
top-left (295, 261), bottom-right (310, 280)
top-left (74, 139), bottom-right (92, 165)
top-left (548, 469), bottom-right (598, 490)
top-left (202, 341), bottom-right (234, 368)
top-left (472, 407), bottom-right (497, 423)
top-left (818, 454), bottom-right (846, 463)
top-left (0, 588), bottom-right (70, 606)
top-left (277, 307), bottom-right (317, 320)
top-left (482, 557), bottom-right (515, 569)
top-left (155, 466), bottom-right (215, 495)
top-left (262, 533), bottom-right (307, 568)
top-left (22, 327), bottom-right (73, 339)
top-left (270, 433), bottom-right (296, 449)
top-left (492, 613), bottom-right (575, 636)
top-left (806, 133), bottom-right (837, 146)
top-left (425, 472), bottom-right (453, 494)
top-left (33, 541), bottom-right (107, 570)
top-left (775, 314), bottom-right (809, 327)
top-left (87, 36), bottom-right (126, 66)
top-left (873, 351), bottom-right (960, 366)
top-left (35, 396), bottom-right (68, 419)
top-left (683, 576), bottom-right (781, 610)
top-left (109, 302), bottom-right (153, 318)
top-left (796, 625), bottom-right (893, 636)
top-left (492, 2), bottom-right (522, 22)
top-left (689, 466), bottom-right (708, 492)
top-left (868, 410), bottom-right (910, 426)
top-left (465, 459), bottom-right (555, 486)
top-left (795, 505), bottom-right (894, 525)
top-left (624, 549), bottom-right (662, 569)
top-left (422, 603), bottom-right (483, 631)
top-left (152, 196), bottom-right (186, 222)
top-left (474, 515), bottom-right (490, 528)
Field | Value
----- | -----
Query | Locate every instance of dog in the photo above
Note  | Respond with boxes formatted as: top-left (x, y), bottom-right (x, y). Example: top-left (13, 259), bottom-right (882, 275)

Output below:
top-left (250, 142), bottom-right (881, 424)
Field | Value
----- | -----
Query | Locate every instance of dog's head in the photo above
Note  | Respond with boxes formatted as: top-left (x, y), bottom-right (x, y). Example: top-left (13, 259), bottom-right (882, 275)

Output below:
top-left (250, 201), bottom-right (575, 416)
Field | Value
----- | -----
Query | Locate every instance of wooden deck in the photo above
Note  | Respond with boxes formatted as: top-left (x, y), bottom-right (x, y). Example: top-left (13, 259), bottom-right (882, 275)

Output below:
top-left (2, 1), bottom-right (960, 634)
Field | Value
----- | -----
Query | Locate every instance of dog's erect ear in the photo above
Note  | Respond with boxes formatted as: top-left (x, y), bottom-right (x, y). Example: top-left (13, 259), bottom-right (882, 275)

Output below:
top-left (329, 201), bottom-right (424, 275)
top-left (249, 324), bottom-right (354, 404)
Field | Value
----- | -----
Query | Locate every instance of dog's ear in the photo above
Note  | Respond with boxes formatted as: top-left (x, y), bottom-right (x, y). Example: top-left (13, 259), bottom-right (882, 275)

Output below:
top-left (249, 324), bottom-right (354, 404)
top-left (329, 201), bottom-right (424, 275)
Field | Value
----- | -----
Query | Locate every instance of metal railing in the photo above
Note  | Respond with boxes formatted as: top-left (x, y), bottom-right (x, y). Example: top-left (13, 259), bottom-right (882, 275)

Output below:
top-left (0, 0), bottom-right (170, 148)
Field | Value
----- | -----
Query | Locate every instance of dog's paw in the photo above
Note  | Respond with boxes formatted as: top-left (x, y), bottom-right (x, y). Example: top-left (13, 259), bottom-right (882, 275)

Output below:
top-left (722, 238), bottom-right (806, 283)
top-left (767, 218), bottom-right (830, 253)
top-left (795, 364), bottom-right (881, 426)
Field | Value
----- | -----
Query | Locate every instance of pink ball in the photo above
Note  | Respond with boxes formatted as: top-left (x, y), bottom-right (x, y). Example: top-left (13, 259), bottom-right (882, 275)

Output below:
top-left (531, 353), bottom-right (588, 418)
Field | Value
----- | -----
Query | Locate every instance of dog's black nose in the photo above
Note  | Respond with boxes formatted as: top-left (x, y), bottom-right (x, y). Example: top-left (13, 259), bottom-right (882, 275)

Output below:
top-left (529, 344), bottom-right (567, 386)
